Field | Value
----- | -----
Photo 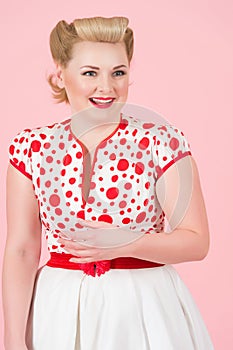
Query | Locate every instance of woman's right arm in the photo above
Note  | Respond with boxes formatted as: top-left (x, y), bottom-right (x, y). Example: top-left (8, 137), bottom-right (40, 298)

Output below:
top-left (2, 164), bottom-right (42, 350)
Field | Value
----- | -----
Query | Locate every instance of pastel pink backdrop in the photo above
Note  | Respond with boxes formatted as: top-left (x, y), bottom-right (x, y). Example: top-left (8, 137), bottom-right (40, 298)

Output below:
top-left (1, 1), bottom-right (232, 348)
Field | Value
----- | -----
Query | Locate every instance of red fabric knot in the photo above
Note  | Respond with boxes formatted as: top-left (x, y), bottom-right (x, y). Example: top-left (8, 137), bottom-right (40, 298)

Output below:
top-left (81, 260), bottom-right (111, 277)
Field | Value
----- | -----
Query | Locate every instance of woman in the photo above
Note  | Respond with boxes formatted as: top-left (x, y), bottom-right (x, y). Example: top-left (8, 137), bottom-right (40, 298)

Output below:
top-left (3, 16), bottom-right (214, 349)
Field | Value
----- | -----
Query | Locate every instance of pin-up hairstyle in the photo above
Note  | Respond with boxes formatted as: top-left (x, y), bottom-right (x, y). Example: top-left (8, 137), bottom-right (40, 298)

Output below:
top-left (47, 16), bottom-right (134, 104)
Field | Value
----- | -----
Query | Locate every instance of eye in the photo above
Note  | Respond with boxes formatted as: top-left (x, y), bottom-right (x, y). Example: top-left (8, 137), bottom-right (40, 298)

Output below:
top-left (113, 70), bottom-right (126, 77)
top-left (82, 71), bottom-right (97, 76)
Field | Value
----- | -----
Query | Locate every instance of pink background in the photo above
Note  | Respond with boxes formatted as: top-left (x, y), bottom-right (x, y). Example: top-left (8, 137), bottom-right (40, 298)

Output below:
top-left (1, 1), bottom-right (232, 348)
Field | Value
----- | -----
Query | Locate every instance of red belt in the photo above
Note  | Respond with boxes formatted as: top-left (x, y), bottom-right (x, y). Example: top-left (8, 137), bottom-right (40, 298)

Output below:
top-left (46, 252), bottom-right (165, 277)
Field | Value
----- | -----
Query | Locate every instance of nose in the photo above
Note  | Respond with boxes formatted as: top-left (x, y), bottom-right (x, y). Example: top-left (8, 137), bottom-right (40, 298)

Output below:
top-left (96, 74), bottom-right (113, 93)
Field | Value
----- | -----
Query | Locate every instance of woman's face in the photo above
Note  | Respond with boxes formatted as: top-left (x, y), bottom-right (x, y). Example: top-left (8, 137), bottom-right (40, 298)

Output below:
top-left (57, 41), bottom-right (130, 115)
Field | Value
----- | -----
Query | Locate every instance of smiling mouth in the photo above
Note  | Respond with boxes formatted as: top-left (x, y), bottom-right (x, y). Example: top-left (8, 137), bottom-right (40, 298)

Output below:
top-left (89, 97), bottom-right (115, 105)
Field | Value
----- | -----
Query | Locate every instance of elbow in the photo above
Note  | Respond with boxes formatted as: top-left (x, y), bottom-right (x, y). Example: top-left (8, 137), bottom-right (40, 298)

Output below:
top-left (196, 249), bottom-right (208, 261)
top-left (196, 236), bottom-right (210, 261)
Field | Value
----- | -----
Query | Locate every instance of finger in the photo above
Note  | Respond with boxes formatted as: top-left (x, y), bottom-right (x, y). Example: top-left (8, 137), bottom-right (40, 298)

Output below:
top-left (69, 258), bottom-right (94, 263)
top-left (63, 247), bottom-right (94, 257)
top-left (58, 239), bottom-right (90, 250)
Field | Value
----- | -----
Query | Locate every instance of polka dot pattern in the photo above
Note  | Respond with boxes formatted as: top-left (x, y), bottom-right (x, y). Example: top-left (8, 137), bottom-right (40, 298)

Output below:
top-left (8, 114), bottom-right (192, 253)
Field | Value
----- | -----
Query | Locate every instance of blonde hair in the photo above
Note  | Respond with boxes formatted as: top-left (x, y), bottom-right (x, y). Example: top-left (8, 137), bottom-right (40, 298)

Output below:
top-left (47, 16), bottom-right (134, 104)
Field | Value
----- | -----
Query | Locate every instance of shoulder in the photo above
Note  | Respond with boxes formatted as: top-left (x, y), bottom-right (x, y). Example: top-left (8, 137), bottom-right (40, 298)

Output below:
top-left (124, 114), bottom-right (192, 180)
top-left (9, 117), bottom-right (70, 147)
top-left (8, 118), bottom-right (70, 179)
top-left (123, 113), bottom-right (191, 147)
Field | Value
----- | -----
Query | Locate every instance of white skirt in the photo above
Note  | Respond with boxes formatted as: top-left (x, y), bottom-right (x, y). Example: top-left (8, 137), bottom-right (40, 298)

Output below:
top-left (26, 264), bottom-right (214, 350)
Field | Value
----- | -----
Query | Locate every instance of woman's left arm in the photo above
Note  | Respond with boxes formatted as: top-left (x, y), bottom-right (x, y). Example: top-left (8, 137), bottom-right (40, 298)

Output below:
top-left (130, 155), bottom-right (210, 264)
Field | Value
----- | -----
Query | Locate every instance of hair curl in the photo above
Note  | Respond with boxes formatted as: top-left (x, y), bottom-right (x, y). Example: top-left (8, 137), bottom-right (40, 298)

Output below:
top-left (47, 16), bottom-right (134, 104)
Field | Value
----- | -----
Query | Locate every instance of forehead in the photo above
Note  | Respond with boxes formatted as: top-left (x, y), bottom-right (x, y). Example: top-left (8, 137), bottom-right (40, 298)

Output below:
top-left (69, 41), bottom-right (128, 66)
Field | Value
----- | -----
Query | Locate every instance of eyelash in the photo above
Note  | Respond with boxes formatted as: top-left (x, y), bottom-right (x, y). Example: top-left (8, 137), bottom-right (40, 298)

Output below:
top-left (82, 70), bottom-right (126, 77)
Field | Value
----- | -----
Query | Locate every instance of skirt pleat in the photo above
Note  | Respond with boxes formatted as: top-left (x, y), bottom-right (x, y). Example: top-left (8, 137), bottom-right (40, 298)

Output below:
top-left (26, 264), bottom-right (214, 350)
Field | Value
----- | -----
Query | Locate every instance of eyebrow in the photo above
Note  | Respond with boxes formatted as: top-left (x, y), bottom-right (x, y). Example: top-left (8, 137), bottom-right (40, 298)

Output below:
top-left (80, 64), bottom-right (128, 70)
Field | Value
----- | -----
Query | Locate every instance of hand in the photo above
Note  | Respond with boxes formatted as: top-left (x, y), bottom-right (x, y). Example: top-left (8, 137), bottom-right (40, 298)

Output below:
top-left (58, 219), bottom-right (143, 263)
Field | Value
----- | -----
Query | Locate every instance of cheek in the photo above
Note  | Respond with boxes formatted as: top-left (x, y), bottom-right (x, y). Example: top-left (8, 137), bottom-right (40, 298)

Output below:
top-left (78, 81), bottom-right (96, 96)
top-left (64, 76), bottom-right (92, 95)
top-left (118, 80), bottom-right (129, 94)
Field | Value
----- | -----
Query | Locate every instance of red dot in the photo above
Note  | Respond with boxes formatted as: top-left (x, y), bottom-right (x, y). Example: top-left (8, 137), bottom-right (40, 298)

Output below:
top-left (40, 133), bottom-right (47, 140)
top-left (49, 194), bottom-right (60, 207)
top-left (18, 161), bottom-right (26, 173)
top-left (59, 142), bottom-right (65, 150)
top-left (143, 122), bottom-right (155, 129)
top-left (119, 201), bottom-right (127, 208)
top-left (117, 159), bottom-right (129, 171)
top-left (106, 187), bottom-right (119, 199)
top-left (124, 182), bottom-right (132, 190)
top-left (159, 125), bottom-right (167, 132)
top-left (87, 196), bottom-right (95, 204)
top-left (112, 175), bottom-right (118, 182)
top-left (46, 156), bottom-right (53, 163)
top-left (119, 118), bottom-right (128, 130)
top-left (44, 142), bottom-right (51, 149)
top-left (55, 208), bottom-right (62, 215)
top-left (135, 162), bottom-right (144, 175)
top-left (57, 222), bottom-right (65, 229)
top-left (31, 140), bottom-right (41, 152)
top-left (76, 152), bottom-right (82, 159)
top-left (148, 160), bottom-right (154, 168)
top-left (138, 137), bottom-right (149, 150)
top-left (136, 151), bottom-right (143, 159)
top-left (122, 217), bottom-right (130, 224)
top-left (169, 137), bottom-right (179, 151)
top-left (69, 178), bottom-right (76, 184)
top-left (19, 136), bottom-right (25, 144)
top-left (45, 180), bottom-right (51, 188)
top-left (90, 182), bottom-right (96, 189)
top-left (66, 191), bottom-right (72, 198)
top-left (109, 153), bottom-right (116, 160)
top-left (63, 154), bottom-right (72, 166)
top-left (98, 214), bottom-right (113, 223)
top-left (9, 145), bottom-right (15, 155)
top-left (120, 138), bottom-right (127, 145)
top-left (136, 212), bottom-right (146, 223)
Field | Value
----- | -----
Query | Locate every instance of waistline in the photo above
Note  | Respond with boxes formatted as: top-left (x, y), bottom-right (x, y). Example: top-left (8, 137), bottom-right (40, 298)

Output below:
top-left (46, 252), bottom-right (165, 277)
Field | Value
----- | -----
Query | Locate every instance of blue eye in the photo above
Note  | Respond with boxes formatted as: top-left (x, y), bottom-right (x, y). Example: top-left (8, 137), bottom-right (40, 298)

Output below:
top-left (82, 71), bottom-right (96, 76)
top-left (82, 70), bottom-right (126, 77)
top-left (113, 70), bottom-right (126, 76)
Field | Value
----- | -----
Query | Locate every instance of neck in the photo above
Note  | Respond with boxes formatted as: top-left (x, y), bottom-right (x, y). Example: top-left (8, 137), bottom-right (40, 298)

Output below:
top-left (70, 109), bottom-right (122, 141)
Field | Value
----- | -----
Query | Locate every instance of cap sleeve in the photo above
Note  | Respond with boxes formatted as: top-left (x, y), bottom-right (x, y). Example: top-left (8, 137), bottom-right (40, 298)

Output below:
top-left (8, 128), bottom-right (32, 180)
top-left (152, 123), bottom-right (192, 180)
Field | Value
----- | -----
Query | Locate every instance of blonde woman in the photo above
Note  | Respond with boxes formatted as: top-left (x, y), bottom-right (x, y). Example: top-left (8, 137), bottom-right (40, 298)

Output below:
top-left (3, 16), bottom-right (214, 349)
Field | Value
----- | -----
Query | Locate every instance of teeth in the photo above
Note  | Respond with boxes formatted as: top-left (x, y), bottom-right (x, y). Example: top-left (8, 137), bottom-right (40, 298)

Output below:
top-left (92, 98), bottom-right (114, 104)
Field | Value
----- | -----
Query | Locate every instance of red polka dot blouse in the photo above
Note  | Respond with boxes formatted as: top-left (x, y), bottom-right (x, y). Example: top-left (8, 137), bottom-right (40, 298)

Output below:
top-left (8, 113), bottom-right (192, 253)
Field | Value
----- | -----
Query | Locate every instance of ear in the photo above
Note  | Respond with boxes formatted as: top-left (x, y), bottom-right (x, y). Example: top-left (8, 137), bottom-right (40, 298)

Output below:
top-left (55, 63), bottom-right (65, 89)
